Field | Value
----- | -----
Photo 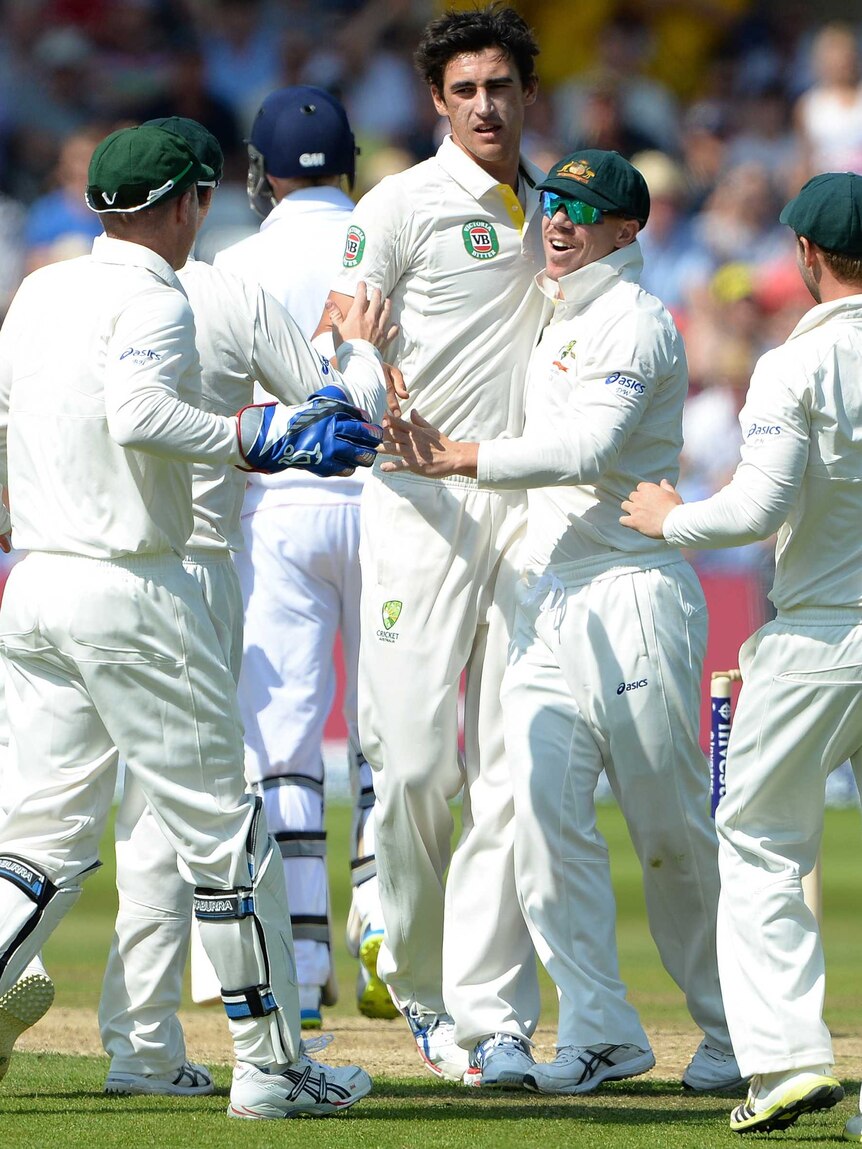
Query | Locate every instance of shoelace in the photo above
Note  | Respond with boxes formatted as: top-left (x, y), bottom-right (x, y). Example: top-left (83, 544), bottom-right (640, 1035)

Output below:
top-left (476, 1033), bottom-right (528, 1066)
top-left (302, 1033), bottom-right (335, 1056)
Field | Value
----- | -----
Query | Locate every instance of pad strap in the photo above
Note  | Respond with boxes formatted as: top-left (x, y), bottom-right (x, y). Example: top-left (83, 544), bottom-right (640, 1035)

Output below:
top-left (274, 830), bottom-right (326, 859)
top-left (221, 983), bottom-right (278, 1019)
top-left (193, 888), bottom-right (254, 920)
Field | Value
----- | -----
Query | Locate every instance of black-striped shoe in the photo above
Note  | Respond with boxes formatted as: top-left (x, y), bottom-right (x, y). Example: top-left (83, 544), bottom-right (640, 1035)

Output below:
top-left (104, 1061), bottom-right (214, 1096)
top-left (523, 1043), bottom-right (655, 1095)
top-left (0, 972), bottom-right (55, 1082)
top-left (228, 1054), bottom-right (371, 1118)
top-left (729, 1070), bottom-right (844, 1134)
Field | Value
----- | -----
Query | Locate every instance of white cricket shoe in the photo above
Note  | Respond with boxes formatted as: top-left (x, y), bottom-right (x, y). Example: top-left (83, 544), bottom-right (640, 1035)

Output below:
top-left (729, 1067), bottom-right (843, 1134)
top-left (470, 1033), bottom-right (534, 1088)
top-left (228, 1051), bottom-right (372, 1118)
top-left (0, 972), bottom-right (55, 1082)
top-left (682, 1040), bottom-right (748, 1092)
top-left (844, 1111), bottom-right (862, 1141)
top-left (104, 1061), bottom-right (214, 1096)
top-left (524, 1043), bottom-right (655, 1095)
top-left (403, 1003), bottom-right (477, 1083)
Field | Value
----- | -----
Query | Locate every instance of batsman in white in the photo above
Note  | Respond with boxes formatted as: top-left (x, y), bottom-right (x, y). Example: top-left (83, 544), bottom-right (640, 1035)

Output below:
top-left (214, 86), bottom-right (395, 1026)
top-left (622, 172), bottom-right (862, 1138)
top-left (317, 6), bottom-right (549, 1085)
top-left (383, 148), bottom-right (743, 1094)
top-left (0, 124), bottom-right (380, 1118)
top-left (95, 117), bottom-right (392, 1097)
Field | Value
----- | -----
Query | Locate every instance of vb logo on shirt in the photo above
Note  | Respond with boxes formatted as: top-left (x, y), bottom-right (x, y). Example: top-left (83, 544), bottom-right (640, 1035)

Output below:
top-left (462, 220), bottom-right (499, 260)
top-left (343, 225), bottom-right (366, 267)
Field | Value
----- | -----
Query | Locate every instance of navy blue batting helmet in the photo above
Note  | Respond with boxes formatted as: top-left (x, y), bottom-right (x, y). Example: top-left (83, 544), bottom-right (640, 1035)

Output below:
top-left (246, 86), bottom-right (357, 218)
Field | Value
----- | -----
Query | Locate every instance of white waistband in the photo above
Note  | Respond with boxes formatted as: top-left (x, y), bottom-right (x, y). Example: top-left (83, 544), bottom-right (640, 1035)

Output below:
top-left (523, 547), bottom-right (682, 589)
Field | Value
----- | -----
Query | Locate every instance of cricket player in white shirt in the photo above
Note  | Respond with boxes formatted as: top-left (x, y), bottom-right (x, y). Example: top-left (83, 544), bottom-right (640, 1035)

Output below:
top-left (382, 147), bottom-right (743, 1094)
top-left (95, 117), bottom-right (391, 1096)
top-left (215, 86), bottom-right (394, 1027)
top-left (0, 124), bottom-right (381, 1118)
top-left (622, 172), bottom-right (862, 1138)
top-left (319, 6), bottom-right (549, 1086)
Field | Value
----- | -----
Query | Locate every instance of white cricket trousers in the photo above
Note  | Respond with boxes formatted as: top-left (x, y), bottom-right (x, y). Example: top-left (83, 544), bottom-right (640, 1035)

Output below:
top-left (99, 550), bottom-right (244, 1074)
top-left (502, 557), bottom-right (731, 1051)
top-left (359, 470), bottom-right (540, 1047)
top-left (0, 551), bottom-right (300, 1068)
top-left (236, 491), bottom-right (382, 993)
top-left (716, 613), bottom-right (862, 1077)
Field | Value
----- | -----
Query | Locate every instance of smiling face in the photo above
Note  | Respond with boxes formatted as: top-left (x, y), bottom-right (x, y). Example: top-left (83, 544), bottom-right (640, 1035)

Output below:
top-left (542, 205), bottom-right (639, 281)
top-left (430, 46), bottom-right (536, 185)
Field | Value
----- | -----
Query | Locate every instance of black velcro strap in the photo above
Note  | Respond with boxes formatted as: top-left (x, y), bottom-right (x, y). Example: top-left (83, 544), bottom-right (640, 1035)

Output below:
top-left (193, 887), bottom-right (254, 921)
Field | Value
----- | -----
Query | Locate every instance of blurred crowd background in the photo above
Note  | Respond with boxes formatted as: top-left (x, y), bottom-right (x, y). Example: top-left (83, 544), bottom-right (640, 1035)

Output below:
top-left (2, 0), bottom-right (862, 584)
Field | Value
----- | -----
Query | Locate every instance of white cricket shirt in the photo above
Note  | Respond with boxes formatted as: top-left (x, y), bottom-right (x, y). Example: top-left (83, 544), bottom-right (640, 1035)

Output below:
top-left (663, 294), bottom-right (862, 613)
top-left (215, 185), bottom-right (362, 503)
top-left (331, 134), bottom-right (548, 444)
top-left (0, 236), bottom-right (240, 559)
top-left (478, 242), bottom-right (688, 571)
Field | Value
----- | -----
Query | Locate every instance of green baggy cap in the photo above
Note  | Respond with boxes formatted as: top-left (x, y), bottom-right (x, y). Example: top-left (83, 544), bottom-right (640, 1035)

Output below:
top-left (779, 172), bottom-right (862, 255)
top-left (143, 116), bottom-right (224, 186)
top-left (86, 124), bottom-right (215, 214)
top-left (537, 149), bottom-right (650, 225)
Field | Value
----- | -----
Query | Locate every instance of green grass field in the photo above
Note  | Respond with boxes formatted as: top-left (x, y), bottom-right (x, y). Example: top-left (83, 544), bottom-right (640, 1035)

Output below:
top-left (2, 800), bottom-right (860, 1148)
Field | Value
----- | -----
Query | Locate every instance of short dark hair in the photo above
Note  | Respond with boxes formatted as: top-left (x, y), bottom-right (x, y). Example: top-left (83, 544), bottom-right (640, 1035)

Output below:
top-left (414, 4), bottom-right (539, 92)
top-left (821, 248), bottom-right (862, 286)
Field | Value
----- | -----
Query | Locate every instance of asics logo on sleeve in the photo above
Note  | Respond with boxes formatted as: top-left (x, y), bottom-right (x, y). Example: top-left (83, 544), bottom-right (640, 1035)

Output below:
top-left (746, 423), bottom-right (781, 438)
top-left (605, 372), bottom-right (645, 395)
top-left (120, 347), bottom-right (162, 362)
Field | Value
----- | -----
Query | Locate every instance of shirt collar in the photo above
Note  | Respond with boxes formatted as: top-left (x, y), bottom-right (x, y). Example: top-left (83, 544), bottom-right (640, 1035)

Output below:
top-left (436, 134), bottom-right (543, 216)
top-left (261, 185), bottom-right (355, 231)
top-left (786, 292), bottom-right (862, 340)
top-left (535, 241), bottom-right (644, 308)
top-left (92, 233), bottom-right (184, 293)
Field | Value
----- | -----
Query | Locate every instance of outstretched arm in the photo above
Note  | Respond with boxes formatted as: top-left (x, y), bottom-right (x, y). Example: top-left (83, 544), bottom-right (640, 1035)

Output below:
top-left (381, 410), bottom-right (479, 478)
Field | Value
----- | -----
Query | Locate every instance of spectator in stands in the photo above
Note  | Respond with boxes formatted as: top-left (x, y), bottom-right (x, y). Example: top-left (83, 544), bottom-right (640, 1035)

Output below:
top-left (794, 22), bottom-right (862, 178)
top-left (23, 125), bottom-right (106, 273)
top-left (631, 149), bottom-right (710, 318)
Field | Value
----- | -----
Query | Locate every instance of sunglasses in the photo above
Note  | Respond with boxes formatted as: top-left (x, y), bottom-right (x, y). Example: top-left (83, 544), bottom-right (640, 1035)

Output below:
top-left (541, 191), bottom-right (604, 225)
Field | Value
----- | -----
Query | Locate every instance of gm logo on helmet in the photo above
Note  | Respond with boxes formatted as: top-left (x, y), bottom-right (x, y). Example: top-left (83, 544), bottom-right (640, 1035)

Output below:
top-left (300, 152), bottom-right (326, 167)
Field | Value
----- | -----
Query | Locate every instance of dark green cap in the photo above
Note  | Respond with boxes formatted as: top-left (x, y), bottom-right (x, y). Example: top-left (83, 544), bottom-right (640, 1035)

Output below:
top-left (85, 125), bottom-right (215, 214)
top-left (537, 149), bottom-right (650, 225)
top-left (143, 116), bottom-right (224, 185)
top-left (779, 172), bottom-right (862, 255)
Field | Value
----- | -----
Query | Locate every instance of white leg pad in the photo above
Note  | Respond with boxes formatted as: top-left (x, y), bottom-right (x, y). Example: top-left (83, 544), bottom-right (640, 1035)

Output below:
top-left (194, 828), bottom-right (300, 1068)
top-left (0, 855), bottom-right (82, 994)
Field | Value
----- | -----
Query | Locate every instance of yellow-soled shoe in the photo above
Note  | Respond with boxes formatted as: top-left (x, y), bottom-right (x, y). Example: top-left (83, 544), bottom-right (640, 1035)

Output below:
top-left (357, 929), bottom-right (398, 1020)
top-left (730, 1070), bottom-right (843, 1134)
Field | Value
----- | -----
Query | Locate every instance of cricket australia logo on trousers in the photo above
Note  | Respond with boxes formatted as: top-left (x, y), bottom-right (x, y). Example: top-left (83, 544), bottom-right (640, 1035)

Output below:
top-left (377, 600), bottom-right (402, 643)
top-left (462, 220), bottom-right (499, 260)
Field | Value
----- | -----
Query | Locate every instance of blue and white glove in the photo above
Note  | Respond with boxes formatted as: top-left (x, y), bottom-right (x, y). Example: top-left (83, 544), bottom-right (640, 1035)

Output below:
top-left (236, 385), bottom-right (383, 476)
